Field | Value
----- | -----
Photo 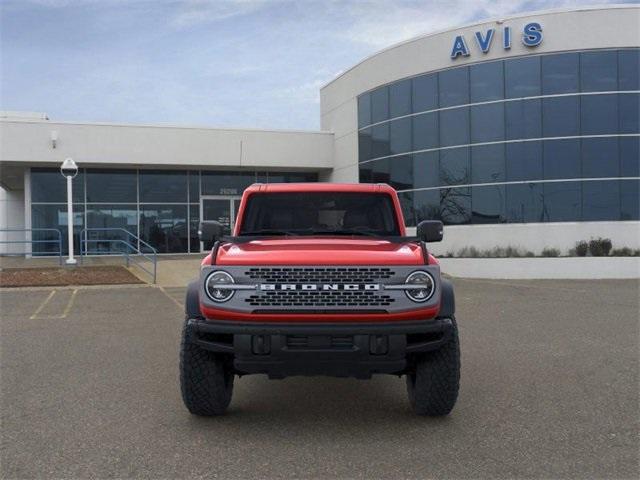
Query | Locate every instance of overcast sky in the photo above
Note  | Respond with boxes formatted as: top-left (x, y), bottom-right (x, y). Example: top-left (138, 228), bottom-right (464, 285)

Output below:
top-left (0, 0), bottom-right (633, 130)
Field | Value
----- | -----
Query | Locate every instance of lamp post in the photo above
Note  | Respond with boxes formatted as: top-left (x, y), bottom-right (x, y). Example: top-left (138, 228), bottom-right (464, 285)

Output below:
top-left (60, 158), bottom-right (78, 265)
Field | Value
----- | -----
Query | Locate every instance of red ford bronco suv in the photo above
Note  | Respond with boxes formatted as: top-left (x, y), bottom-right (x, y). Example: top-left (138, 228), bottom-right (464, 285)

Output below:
top-left (180, 183), bottom-right (459, 416)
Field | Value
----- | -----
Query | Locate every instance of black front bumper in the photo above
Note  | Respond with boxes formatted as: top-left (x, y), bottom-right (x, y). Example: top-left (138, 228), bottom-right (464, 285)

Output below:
top-left (188, 318), bottom-right (453, 379)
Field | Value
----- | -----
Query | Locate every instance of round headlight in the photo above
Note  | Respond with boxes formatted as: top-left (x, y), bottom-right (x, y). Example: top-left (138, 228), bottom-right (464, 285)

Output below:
top-left (205, 271), bottom-right (235, 302)
top-left (405, 271), bottom-right (435, 302)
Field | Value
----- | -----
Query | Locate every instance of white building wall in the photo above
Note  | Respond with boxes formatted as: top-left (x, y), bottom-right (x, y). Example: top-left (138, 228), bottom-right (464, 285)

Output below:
top-left (0, 186), bottom-right (25, 254)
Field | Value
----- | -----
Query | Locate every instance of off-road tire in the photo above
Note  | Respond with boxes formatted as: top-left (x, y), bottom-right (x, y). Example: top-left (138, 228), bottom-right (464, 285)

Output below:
top-left (180, 318), bottom-right (234, 416)
top-left (406, 316), bottom-right (460, 416)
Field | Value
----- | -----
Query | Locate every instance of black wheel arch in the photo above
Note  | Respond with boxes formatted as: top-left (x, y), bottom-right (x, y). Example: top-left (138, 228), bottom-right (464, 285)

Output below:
top-left (439, 278), bottom-right (455, 318)
top-left (185, 279), bottom-right (203, 319)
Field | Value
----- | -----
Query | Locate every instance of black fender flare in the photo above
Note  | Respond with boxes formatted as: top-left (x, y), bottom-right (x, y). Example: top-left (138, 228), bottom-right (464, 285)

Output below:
top-left (438, 278), bottom-right (455, 318)
top-left (185, 279), bottom-right (203, 319)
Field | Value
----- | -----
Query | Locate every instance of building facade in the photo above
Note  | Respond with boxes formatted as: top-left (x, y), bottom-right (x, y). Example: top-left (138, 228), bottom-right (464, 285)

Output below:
top-left (1, 5), bottom-right (639, 256)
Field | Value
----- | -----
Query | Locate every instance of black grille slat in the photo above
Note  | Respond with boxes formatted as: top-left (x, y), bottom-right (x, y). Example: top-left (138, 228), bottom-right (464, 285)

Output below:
top-left (243, 267), bottom-right (397, 308)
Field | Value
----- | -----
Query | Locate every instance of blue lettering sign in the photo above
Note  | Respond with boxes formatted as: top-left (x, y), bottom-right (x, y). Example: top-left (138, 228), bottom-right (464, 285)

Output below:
top-left (475, 29), bottom-right (495, 53)
top-left (503, 26), bottom-right (512, 50)
top-left (522, 22), bottom-right (543, 47)
top-left (450, 35), bottom-right (470, 59)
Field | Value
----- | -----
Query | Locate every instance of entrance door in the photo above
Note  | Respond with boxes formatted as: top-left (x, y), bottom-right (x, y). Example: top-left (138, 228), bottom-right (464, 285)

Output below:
top-left (200, 196), bottom-right (241, 249)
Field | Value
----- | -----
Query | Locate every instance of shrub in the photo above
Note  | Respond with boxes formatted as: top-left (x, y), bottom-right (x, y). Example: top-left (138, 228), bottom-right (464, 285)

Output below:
top-left (589, 237), bottom-right (612, 257)
top-left (610, 247), bottom-right (640, 257)
top-left (541, 247), bottom-right (561, 257)
top-left (574, 241), bottom-right (589, 257)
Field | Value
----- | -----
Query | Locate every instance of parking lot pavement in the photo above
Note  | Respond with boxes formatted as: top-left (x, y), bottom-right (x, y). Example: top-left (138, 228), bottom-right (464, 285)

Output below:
top-left (1, 279), bottom-right (638, 479)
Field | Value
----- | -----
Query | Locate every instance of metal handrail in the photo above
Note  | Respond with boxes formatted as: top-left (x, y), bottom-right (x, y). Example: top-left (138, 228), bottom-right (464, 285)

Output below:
top-left (0, 228), bottom-right (63, 265)
top-left (79, 228), bottom-right (157, 283)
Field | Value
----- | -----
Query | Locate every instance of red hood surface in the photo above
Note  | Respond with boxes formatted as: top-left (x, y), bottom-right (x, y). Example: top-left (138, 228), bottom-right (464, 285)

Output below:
top-left (211, 237), bottom-right (426, 266)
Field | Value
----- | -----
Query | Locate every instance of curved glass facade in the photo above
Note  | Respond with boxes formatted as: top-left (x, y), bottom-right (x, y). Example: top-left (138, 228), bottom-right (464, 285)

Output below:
top-left (357, 49), bottom-right (640, 225)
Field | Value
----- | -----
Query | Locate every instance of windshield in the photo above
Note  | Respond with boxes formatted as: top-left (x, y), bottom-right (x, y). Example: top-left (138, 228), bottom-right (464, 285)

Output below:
top-left (239, 192), bottom-right (400, 236)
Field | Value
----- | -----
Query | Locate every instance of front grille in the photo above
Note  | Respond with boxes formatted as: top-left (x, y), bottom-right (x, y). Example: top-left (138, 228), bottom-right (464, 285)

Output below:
top-left (245, 267), bottom-right (395, 284)
top-left (246, 290), bottom-right (395, 307)
top-left (243, 267), bottom-right (397, 308)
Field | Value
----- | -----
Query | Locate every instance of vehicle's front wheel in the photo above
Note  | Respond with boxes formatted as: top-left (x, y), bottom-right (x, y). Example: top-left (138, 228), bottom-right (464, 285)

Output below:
top-left (406, 317), bottom-right (460, 416)
top-left (179, 318), bottom-right (234, 416)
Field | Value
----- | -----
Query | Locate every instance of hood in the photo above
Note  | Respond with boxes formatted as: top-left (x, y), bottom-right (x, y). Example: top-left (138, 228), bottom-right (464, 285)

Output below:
top-left (214, 237), bottom-right (425, 266)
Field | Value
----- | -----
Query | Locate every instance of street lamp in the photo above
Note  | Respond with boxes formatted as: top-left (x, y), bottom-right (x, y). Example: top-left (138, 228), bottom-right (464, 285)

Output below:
top-left (60, 157), bottom-right (78, 265)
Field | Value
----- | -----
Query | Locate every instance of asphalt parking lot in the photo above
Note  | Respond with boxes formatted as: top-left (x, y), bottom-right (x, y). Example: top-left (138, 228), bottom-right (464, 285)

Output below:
top-left (1, 278), bottom-right (638, 479)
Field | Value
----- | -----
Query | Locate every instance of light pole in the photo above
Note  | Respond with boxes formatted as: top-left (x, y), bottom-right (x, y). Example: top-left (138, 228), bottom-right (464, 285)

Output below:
top-left (60, 158), bottom-right (78, 265)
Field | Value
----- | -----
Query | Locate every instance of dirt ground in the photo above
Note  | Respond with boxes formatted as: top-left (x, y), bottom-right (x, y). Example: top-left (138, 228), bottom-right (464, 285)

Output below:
top-left (0, 265), bottom-right (143, 287)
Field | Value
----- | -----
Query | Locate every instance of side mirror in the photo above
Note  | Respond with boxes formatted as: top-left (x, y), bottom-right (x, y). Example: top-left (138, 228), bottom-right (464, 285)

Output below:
top-left (199, 221), bottom-right (225, 249)
top-left (416, 220), bottom-right (443, 242)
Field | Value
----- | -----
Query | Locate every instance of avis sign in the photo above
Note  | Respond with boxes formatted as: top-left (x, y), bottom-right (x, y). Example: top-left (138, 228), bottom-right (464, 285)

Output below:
top-left (450, 22), bottom-right (543, 59)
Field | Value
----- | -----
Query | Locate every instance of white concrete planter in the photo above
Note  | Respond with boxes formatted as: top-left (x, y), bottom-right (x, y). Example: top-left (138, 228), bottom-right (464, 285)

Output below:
top-left (438, 257), bottom-right (640, 279)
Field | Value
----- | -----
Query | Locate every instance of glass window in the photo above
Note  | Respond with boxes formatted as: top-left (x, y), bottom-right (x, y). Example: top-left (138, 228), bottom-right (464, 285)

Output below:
top-left (388, 155), bottom-right (413, 191)
top-left (139, 170), bottom-right (187, 203)
top-left (620, 137), bottom-right (640, 177)
top-left (412, 73), bottom-right (438, 113)
top-left (412, 112), bottom-right (438, 151)
top-left (543, 181), bottom-right (581, 222)
top-left (471, 144), bottom-right (505, 184)
top-left (86, 169), bottom-right (136, 203)
top-left (541, 53), bottom-right (579, 94)
top-left (506, 183), bottom-right (543, 223)
top-left (439, 67), bottom-right (469, 107)
top-left (505, 56), bottom-right (540, 98)
top-left (202, 171), bottom-right (255, 195)
top-left (31, 168), bottom-right (84, 203)
top-left (359, 128), bottom-right (373, 162)
top-left (139, 205), bottom-right (188, 253)
top-left (581, 94), bottom-right (618, 135)
top-left (370, 158), bottom-right (391, 184)
top-left (439, 108), bottom-right (469, 147)
top-left (440, 187), bottom-right (471, 225)
top-left (470, 61), bottom-right (504, 102)
top-left (370, 87), bottom-right (389, 123)
top-left (189, 204), bottom-right (200, 253)
top-left (506, 141), bottom-right (543, 181)
top-left (390, 79), bottom-right (412, 118)
top-left (542, 96), bottom-right (579, 137)
top-left (543, 139), bottom-right (580, 180)
top-left (621, 179), bottom-right (640, 220)
top-left (371, 123), bottom-right (390, 159)
top-left (413, 189), bottom-right (441, 222)
top-left (470, 103), bottom-right (504, 143)
top-left (582, 137), bottom-right (619, 178)
top-left (358, 93), bottom-right (371, 128)
top-left (389, 117), bottom-right (412, 155)
top-left (472, 185), bottom-right (505, 224)
top-left (413, 152), bottom-right (439, 189)
top-left (581, 51), bottom-right (618, 92)
top-left (582, 180), bottom-right (620, 221)
top-left (397, 191), bottom-right (416, 226)
top-left (86, 204), bottom-right (138, 254)
top-left (505, 99), bottom-right (542, 140)
top-left (31, 204), bottom-right (84, 256)
top-left (359, 164), bottom-right (373, 183)
top-left (619, 49), bottom-right (640, 91)
top-left (619, 92), bottom-right (640, 134)
top-left (188, 171), bottom-right (200, 202)
top-left (440, 148), bottom-right (470, 186)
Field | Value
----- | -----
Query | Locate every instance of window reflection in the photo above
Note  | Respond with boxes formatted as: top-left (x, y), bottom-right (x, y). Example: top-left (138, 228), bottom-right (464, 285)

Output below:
top-left (31, 204), bottom-right (84, 255)
top-left (581, 51), bottom-right (618, 92)
top-left (31, 169), bottom-right (84, 203)
top-left (470, 61), bottom-right (504, 102)
top-left (472, 185), bottom-right (505, 224)
top-left (370, 87), bottom-right (389, 123)
top-left (505, 57), bottom-right (540, 98)
top-left (140, 205), bottom-right (188, 253)
top-left (582, 180), bottom-right (620, 221)
top-left (440, 187), bottom-right (471, 225)
top-left (86, 169), bottom-right (136, 203)
top-left (506, 183), bottom-right (544, 223)
top-left (440, 148), bottom-right (470, 186)
top-left (412, 74), bottom-right (438, 113)
top-left (139, 170), bottom-right (187, 203)
top-left (390, 79), bottom-right (411, 118)
top-left (543, 182), bottom-right (581, 222)
top-left (86, 205), bottom-right (138, 254)
top-left (439, 67), bottom-right (469, 107)
top-left (542, 53), bottom-right (579, 94)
